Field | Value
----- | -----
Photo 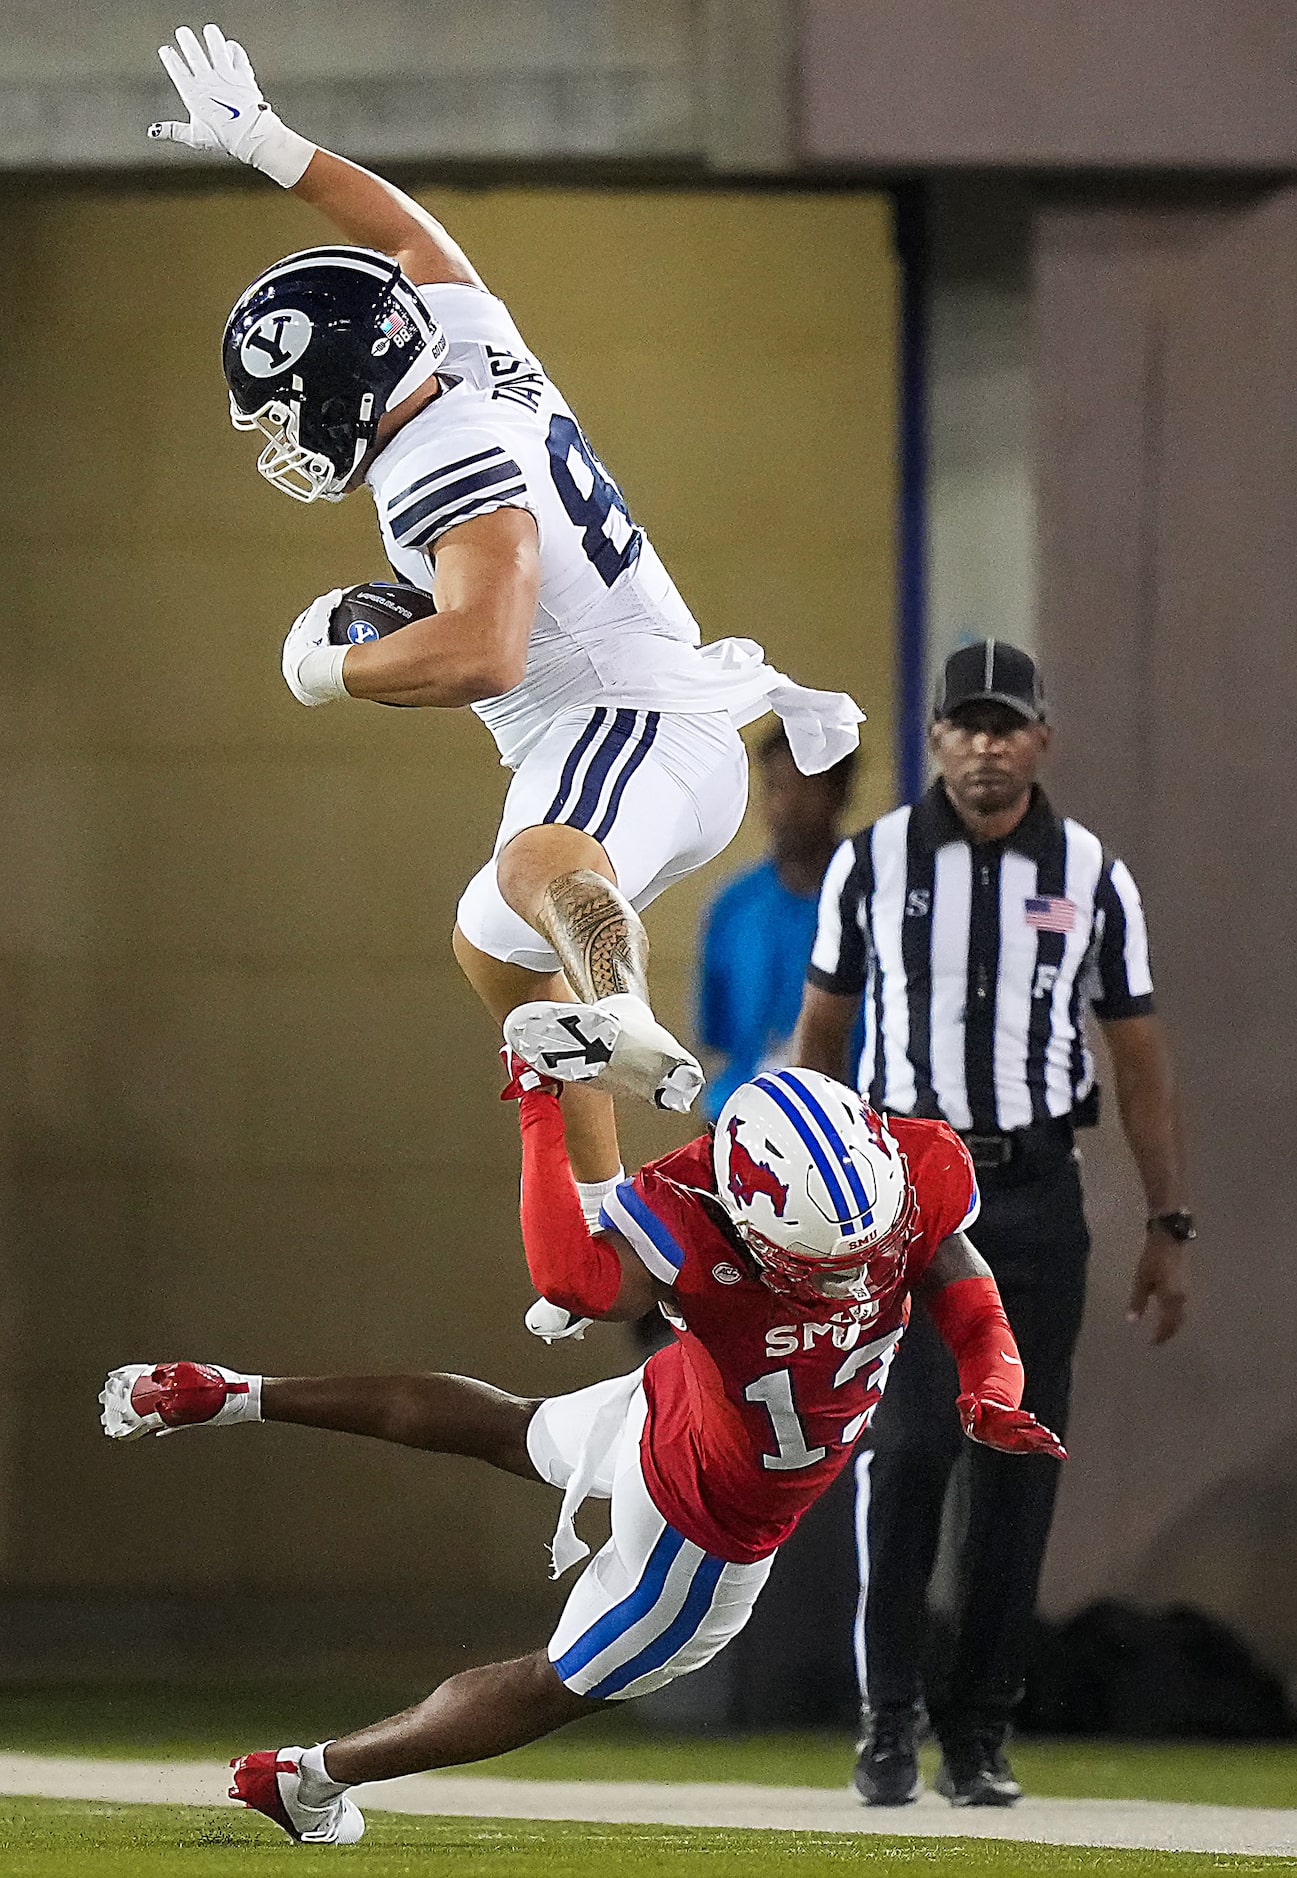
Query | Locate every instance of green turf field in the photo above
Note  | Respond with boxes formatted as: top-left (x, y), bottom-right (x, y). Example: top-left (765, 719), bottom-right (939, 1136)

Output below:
top-left (0, 1799), bottom-right (1289, 1878)
top-left (0, 1684), bottom-right (1294, 1811)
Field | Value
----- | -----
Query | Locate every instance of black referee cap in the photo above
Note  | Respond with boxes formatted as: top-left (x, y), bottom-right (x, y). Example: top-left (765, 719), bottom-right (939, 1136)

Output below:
top-left (933, 640), bottom-right (1047, 723)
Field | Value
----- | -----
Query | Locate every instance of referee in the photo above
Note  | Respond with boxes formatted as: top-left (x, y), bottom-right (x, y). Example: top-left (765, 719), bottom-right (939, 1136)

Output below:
top-left (794, 641), bottom-right (1193, 1809)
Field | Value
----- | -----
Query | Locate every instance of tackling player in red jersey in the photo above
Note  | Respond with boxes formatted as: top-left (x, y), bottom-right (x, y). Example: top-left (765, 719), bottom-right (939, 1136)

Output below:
top-left (99, 1067), bottom-right (1062, 1846)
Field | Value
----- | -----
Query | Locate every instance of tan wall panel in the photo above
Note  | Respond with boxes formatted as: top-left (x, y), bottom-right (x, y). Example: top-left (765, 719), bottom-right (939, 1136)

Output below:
top-left (1, 181), bottom-right (896, 1612)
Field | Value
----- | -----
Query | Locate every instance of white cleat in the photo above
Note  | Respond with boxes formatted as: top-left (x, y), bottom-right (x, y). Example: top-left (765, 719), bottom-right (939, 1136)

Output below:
top-left (503, 994), bottom-right (704, 1113)
top-left (525, 1298), bottom-right (592, 1343)
top-left (230, 1747), bottom-right (365, 1844)
top-left (100, 1364), bottom-right (166, 1441)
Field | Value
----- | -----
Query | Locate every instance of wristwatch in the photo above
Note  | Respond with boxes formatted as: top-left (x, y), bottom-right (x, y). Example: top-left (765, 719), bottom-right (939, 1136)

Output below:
top-left (1147, 1209), bottom-right (1197, 1243)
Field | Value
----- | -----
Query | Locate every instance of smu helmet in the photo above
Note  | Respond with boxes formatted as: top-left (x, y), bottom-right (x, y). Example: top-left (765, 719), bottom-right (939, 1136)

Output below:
top-left (713, 1070), bottom-right (917, 1309)
top-left (222, 246), bottom-right (449, 503)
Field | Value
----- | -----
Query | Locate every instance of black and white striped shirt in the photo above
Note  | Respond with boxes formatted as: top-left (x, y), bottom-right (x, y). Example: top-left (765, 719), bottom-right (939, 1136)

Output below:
top-left (807, 785), bottom-right (1153, 1133)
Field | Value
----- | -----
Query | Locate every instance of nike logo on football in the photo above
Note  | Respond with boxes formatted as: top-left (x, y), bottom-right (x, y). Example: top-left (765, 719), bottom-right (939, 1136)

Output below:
top-left (215, 99), bottom-right (241, 118)
top-left (1000, 1351), bottom-right (1022, 1365)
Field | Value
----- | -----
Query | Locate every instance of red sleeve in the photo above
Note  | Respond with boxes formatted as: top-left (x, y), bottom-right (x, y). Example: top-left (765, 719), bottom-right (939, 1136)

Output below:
top-left (926, 1274), bottom-right (1024, 1410)
top-left (518, 1090), bottom-right (623, 1317)
top-left (903, 1122), bottom-right (981, 1265)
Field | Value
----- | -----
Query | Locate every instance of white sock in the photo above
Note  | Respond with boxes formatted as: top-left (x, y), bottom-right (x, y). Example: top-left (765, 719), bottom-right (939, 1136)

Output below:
top-left (576, 1167), bottom-right (625, 1230)
top-left (297, 1741), bottom-right (350, 1805)
top-left (211, 1367), bottom-right (262, 1426)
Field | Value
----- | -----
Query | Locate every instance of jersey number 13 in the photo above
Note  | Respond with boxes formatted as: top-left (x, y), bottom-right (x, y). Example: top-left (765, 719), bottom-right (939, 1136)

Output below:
top-left (744, 1330), bottom-right (901, 1472)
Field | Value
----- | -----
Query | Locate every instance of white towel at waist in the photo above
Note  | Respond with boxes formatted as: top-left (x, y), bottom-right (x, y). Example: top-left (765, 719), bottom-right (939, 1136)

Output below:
top-left (549, 1368), bottom-right (645, 1579)
top-left (553, 634), bottom-right (866, 777)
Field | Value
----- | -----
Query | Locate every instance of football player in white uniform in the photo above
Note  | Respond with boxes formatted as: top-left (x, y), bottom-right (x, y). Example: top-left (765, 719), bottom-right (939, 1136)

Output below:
top-left (151, 26), bottom-right (863, 1235)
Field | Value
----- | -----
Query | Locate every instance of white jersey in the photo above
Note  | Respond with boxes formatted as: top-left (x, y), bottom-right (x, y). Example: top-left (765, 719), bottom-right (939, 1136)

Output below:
top-left (367, 282), bottom-right (710, 768)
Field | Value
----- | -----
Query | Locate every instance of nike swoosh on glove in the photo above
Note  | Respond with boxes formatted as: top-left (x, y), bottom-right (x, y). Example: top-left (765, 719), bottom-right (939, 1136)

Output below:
top-left (524, 1298), bottom-right (591, 1343)
top-left (150, 24), bottom-right (316, 187)
top-left (958, 1394), bottom-right (1068, 1459)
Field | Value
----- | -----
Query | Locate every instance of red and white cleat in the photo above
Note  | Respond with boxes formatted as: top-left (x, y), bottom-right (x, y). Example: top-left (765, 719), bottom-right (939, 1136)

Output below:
top-left (99, 1362), bottom-right (252, 1441)
top-left (229, 1748), bottom-right (365, 1845)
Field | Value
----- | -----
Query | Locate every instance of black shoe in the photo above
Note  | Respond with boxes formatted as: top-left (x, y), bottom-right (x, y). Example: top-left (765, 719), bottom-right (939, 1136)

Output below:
top-left (852, 1705), bottom-right (923, 1807)
top-left (934, 1727), bottom-right (1022, 1807)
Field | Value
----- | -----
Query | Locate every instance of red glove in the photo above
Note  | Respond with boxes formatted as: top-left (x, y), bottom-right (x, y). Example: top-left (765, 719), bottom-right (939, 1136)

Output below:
top-left (958, 1394), bottom-right (1067, 1458)
top-left (928, 1274), bottom-right (1066, 1462)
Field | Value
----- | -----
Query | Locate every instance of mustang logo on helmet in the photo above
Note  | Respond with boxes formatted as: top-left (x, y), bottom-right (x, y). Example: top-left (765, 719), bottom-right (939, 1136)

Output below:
top-left (725, 1117), bottom-right (788, 1216)
top-left (714, 1070), bottom-right (918, 1309)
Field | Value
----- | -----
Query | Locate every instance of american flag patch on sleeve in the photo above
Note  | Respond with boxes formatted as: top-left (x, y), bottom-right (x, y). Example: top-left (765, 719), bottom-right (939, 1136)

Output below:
top-left (1024, 896), bottom-right (1077, 933)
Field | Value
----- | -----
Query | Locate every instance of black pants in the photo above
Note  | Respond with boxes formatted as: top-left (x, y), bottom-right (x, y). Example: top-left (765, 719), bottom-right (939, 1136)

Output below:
top-left (855, 1150), bottom-right (1089, 1732)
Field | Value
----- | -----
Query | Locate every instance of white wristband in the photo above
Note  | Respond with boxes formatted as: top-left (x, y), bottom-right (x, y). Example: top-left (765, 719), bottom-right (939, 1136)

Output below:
top-left (239, 111), bottom-right (317, 189)
top-left (295, 644), bottom-right (352, 706)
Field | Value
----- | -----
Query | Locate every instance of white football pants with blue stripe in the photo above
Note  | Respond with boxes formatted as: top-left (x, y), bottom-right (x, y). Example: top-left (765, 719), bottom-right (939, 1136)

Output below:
top-left (527, 1371), bottom-right (773, 1700)
top-left (457, 707), bottom-right (747, 973)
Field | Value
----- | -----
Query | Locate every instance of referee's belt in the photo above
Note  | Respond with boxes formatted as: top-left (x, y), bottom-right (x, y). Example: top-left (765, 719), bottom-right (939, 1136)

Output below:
top-left (958, 1116), bottom-right (1076, 1174)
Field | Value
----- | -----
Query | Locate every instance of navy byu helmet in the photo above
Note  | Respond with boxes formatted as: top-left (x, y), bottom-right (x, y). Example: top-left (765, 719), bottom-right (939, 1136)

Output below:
top-left (222, 246), bottom-right (449, 503)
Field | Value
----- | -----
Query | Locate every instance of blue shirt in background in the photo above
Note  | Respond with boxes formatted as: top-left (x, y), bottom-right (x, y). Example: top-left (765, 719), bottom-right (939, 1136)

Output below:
top-left (697, 858), bottom-right (862, 1121)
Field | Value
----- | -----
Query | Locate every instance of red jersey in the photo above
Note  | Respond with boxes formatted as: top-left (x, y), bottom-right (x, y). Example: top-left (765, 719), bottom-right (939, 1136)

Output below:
top-left (600, 1117), bottom-right (978, 1563)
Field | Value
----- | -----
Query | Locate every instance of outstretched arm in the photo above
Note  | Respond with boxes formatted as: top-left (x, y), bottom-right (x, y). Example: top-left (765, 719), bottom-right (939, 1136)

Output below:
top-left (515, 1084), bottom-right (661, 1323)
top-left (151, 25), bottom-right (483, 286)
top-left (293, 151), bottom-right (482, 288)
top-left (917, 1232), bottom-right (1067, 1459)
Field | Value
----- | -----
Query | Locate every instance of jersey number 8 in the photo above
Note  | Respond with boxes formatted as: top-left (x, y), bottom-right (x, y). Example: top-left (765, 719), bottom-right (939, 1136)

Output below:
top-left (546, 413), bottom-right (643, 588)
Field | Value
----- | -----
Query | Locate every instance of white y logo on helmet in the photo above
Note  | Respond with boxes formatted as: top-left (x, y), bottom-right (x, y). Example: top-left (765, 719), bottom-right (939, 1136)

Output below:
top-left (240, 308), bottom-right (314, 378)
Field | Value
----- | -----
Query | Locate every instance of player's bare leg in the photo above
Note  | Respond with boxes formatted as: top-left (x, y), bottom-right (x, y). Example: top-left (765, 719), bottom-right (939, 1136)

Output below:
top-left (322, 1651), bottom-right (592, 1783)
top-left (227, 1648), bottom-right (594, 1838)
top-left (451, 932), bottom-right (613, 1342)
top-left (101, 1361), bottom-right (596, 1837)
top-left (493, 822), bottom-right (704, 1113)
top-left (261, 1373), bottom-right (540, 1474)
top-left (260, 1378), bottom-right (601, 1776)
top-left (101, 1363), bottom-right (541, 1472)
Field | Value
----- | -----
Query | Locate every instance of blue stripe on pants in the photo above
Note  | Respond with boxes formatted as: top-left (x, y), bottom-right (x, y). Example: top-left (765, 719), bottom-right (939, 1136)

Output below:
top-left (542, 711), bottom-right (608, 825)
top-left (586, 1552), bottom-right (728, 1699)
top-left (590, 712), bottom-right (660, 844)
top-left (552, 1525), bottom-right (685, 1684)
top-left (565, 709), bottom-right (639, 831)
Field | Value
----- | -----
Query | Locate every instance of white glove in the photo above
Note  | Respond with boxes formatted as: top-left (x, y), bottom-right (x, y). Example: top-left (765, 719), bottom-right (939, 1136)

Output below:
top-left (149, 24), bottom-right (316, 188)
top-left (282, 589), bottom-right (350, 707)
top-left (525, 1299), bottom-right (593, 1344)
